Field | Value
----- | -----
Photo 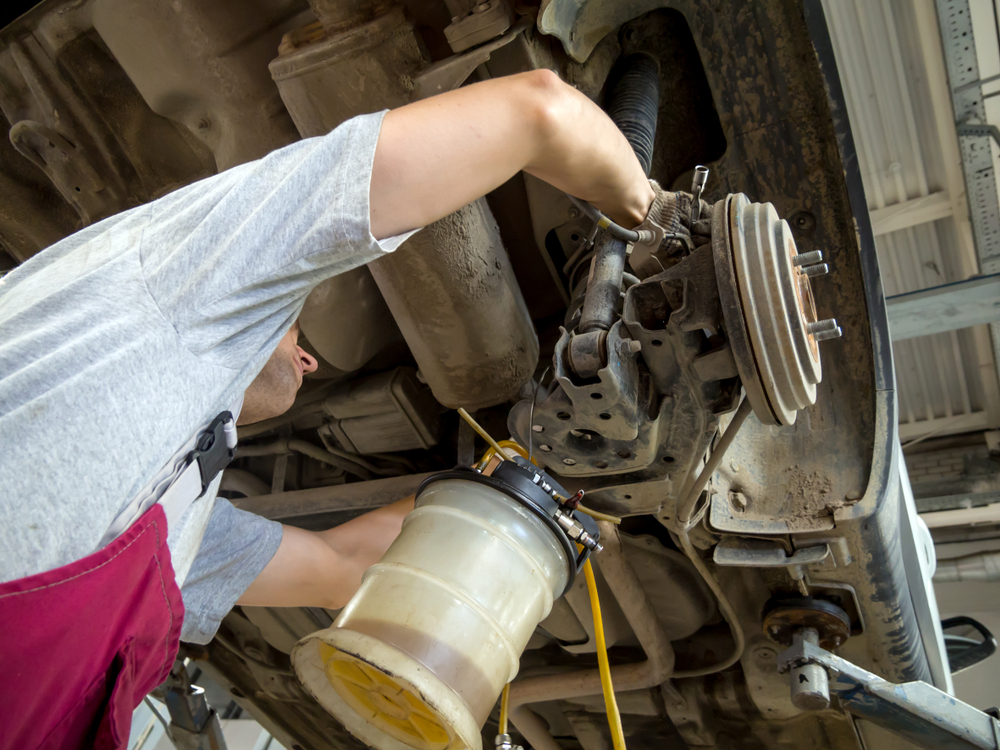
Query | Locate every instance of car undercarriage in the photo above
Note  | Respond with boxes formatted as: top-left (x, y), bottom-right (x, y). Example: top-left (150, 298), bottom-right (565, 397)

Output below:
top-left (0, 1), bottom-right (950, 748)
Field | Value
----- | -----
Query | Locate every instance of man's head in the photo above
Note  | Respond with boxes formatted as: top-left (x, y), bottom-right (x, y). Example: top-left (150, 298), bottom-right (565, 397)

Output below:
top-left (238, 322), bottom-right (318, 426)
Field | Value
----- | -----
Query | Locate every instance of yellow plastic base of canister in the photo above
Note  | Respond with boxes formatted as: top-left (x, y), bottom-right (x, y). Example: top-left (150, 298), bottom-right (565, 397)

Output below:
top-left (292, 628), bottom-right (481, 750)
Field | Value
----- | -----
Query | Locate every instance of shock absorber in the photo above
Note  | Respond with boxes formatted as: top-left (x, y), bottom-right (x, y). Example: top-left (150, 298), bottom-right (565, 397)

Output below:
top-left (573, 54), bottom-right (660, 375)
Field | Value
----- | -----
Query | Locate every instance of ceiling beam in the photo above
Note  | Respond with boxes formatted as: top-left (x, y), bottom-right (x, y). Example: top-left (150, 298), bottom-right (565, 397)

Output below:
top-left (886, 273), bottom-right (1000, 340)
top-left (898, 411), bottom-right (991, 443)
top-left (870, 190), bottom-right (953, 236)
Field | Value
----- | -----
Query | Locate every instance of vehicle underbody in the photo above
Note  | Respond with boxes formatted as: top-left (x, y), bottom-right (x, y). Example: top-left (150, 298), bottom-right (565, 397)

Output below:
top-left (0, 1), bottom-right (942, 748)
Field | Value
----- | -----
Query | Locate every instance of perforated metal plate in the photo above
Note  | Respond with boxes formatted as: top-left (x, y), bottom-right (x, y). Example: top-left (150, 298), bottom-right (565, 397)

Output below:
top-left (936, 0), bottom-right (1000, 272)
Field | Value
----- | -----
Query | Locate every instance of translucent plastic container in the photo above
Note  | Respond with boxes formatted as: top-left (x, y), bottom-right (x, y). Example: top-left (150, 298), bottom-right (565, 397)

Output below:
top-left (293, 477), bottom-right (572, 750)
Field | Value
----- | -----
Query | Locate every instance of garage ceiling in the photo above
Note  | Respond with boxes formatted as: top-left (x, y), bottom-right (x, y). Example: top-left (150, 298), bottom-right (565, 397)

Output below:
top-left (822, 0), bottom-right (1000, 442)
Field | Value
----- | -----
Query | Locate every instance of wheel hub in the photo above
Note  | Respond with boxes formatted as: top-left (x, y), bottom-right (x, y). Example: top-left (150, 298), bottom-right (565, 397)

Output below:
top-left (713, 193), bottom-right (840, 425)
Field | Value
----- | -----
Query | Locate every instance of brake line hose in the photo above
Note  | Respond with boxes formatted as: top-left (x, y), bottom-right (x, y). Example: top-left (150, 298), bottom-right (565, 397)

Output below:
top-left (671, 398), bottom-right (753, 678)
top-left (566, 194), bottom-right (642, 244)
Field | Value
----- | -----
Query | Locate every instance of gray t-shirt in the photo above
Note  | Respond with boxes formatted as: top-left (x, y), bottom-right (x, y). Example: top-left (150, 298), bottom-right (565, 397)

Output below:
top-left (0, 110), bottom-right (413, 643)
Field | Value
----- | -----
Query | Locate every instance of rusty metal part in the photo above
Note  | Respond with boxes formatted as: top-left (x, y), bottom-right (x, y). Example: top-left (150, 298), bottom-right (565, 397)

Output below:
top-left (93, 0), bottom-right (304, 170)
top-left (368, 198), bottom-right (539, 409)
top-left (510, 245), bottom-right (737, 488)
top-left (512, 322), bottom-right (648, 476)
top-left (444, 0), bottom-right (512, 53)
top-left (412, 18), bottom-right (530, 100)
top-left (508, 522), bottom-right (675, 750)
top-left (577, 54), bottom-right (659, 336)
top-left (8, 119), bottom-right (109, 223)
top-left (1, 36), bottom-right (122, 224)
top-left (762, 597), bottom-right (851, 651)
top-left (537, 0), bottom-right (664, 63)
top-left (0, 29), bottom-right (213, 259)
top-left (229, 472), bottom-right (436, 522)
top-left (566, 329), bottom-right (608, 379)
top-left (576, 232), bottom-right (629, 335)
top-left (712, 193), bottom-right (830, 426)
top-left (304, 0), bottom-right (383, 34)
top-left (272, 8), bottom-right (538, 410)
top-left (270, 9), bottom-right (426, 137)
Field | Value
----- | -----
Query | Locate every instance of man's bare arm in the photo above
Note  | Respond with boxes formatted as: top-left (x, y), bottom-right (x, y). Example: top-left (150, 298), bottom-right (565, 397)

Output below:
top-left (239, 73), bottom-right (648, 609)
top-left (237, 496), bottom-right (415, 610)
top-left (370, 69), bottom-right (654, 240)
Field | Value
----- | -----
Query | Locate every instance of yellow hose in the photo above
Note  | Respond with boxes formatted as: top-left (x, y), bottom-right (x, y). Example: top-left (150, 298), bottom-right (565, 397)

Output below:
top-left (498, 682), bottom-right (511, 735)
top-left (480, 440), bottom-right (540, 468)
top-left (583, 556), bottom-right (627, 750)
top-left (462, 406), bottom-right (624, 749)
top-left (576, 504), bottom-right (622, 525)
top-left (458, 407), bottom-right (507, 459)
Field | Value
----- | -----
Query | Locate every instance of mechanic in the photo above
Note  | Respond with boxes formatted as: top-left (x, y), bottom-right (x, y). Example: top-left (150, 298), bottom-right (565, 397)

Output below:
top-left (0, 69), bottom-right (697, 749)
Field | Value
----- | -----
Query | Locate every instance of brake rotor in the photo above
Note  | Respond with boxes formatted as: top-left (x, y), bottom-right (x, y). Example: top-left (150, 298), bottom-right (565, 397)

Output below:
top-left (712, 194), bottom-right (840, 426)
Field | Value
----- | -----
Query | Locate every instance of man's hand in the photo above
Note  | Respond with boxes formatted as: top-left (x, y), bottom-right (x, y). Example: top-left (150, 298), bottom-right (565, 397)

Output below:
top-left (369, 69), bottom-right (655, 239)
top-left (648, 181), bottom-right (713, 252)
top-left (237, 495), bottom-right (415, 610)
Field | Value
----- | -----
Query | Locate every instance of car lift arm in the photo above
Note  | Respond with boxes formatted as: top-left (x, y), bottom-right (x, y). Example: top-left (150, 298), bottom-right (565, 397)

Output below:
top-left (778, 631), bottom-right (1000, 750)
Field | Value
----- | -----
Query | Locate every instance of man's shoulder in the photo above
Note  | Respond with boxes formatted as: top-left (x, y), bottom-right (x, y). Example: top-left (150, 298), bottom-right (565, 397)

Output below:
top-left (0, 209), bottom-right (147, 319)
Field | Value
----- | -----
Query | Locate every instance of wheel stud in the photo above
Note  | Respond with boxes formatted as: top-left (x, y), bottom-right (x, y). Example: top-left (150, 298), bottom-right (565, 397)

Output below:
top-left (793, 250), bottom-right (824, 266)
top-left (801, 263), bottom-right (829, 277)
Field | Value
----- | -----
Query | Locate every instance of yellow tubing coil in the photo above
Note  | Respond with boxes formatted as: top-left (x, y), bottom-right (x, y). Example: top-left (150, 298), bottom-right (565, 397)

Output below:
top-left (583, 557), bottom-right (627, 750)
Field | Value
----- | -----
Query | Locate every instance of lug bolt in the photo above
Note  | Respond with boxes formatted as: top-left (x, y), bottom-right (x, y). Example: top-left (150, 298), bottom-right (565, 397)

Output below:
top-left (814, 326), bottom-right (843, 341)
top-left (793, 250), bottom-right (824, 266)
top-left (807, 319), bottom-right (840, 338)
top-left (802, 263), bottom-right (830, 277)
